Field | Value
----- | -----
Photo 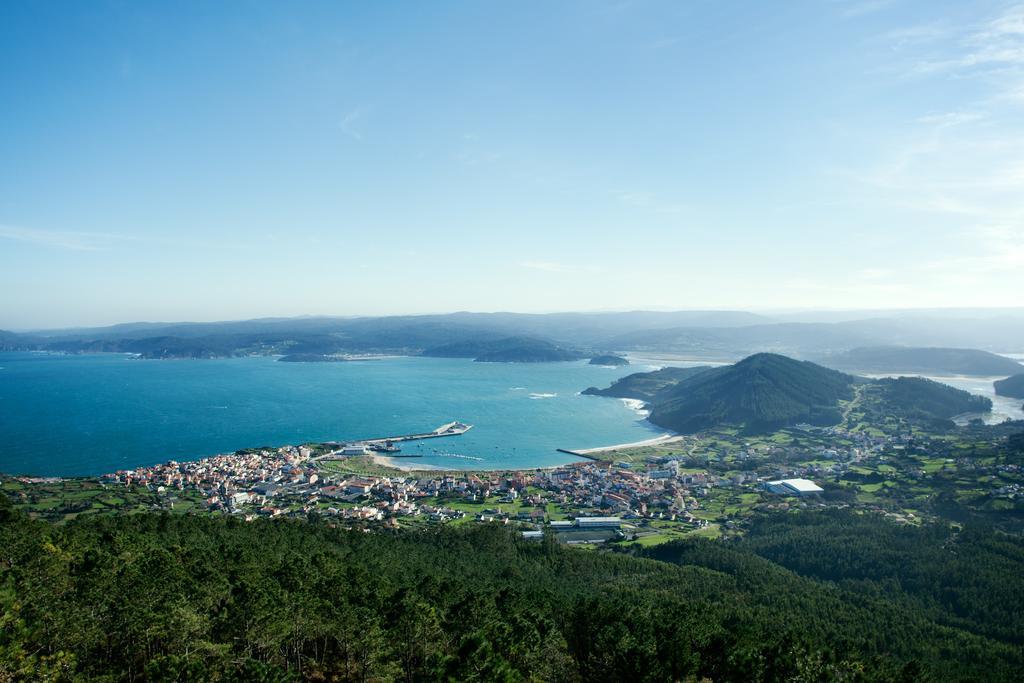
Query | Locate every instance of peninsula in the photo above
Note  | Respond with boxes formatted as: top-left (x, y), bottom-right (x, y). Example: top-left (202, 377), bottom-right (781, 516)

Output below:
top-left (995, 374), bottom-right (1024, 399)
top-left (821, 346), bottom-right (1023, 377)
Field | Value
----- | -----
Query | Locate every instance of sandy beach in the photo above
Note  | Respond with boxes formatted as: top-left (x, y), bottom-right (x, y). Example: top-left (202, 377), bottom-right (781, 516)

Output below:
top-left (370, 454), bottom-right (446, 472)
top-left (567, 433), bottom-right (683, 455)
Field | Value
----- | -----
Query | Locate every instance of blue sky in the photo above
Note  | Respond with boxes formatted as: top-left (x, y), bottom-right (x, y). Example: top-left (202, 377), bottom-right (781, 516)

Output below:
top-left (1, 0), bottom-right (1022, 328)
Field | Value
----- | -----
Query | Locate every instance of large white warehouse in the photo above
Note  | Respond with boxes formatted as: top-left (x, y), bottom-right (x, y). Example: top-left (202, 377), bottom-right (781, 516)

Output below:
top-left (764, 478), bottom-right (824, 496)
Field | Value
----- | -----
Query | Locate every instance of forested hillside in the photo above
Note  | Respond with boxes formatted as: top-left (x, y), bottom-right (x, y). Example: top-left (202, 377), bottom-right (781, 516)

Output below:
top-left (995, 374), bottom-right (1024, 399)
top-left (647, 353), bottom-right (856, 433)
top-left (725, 510), bottom-right (1024, 645)
top-left (869, 377), bottom-right (992, 421)
top-left (2, 496), bottom-right (1022, 682)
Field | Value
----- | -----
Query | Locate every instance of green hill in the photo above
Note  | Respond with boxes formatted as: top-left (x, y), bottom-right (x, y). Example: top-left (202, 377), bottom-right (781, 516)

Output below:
top-left (643, 509), bottom-right (1024, 650)
top-left (582, 365), bottom-right (712, 402)
top-left (648, 353), bottom-right (856, 433)
top-left (995, 374), bottom-right (1024, 399)
top-left (869, 376), bottom-right (992, 420)
top-left (823, 346), bottom-right (1023, 376)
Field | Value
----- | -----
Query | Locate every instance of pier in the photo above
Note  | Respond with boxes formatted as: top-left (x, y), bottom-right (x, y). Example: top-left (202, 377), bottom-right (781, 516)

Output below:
top-left (362, 421), bottom-right (473, 445)
top-left (556, 448), bottom-right (602, 462)
top-left (317, 421), bottom-right (473, 460)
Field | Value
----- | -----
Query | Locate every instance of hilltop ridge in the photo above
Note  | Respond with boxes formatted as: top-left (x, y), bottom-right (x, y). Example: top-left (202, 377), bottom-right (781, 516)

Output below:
top-left (820, 346), bottom-right (1023, 377)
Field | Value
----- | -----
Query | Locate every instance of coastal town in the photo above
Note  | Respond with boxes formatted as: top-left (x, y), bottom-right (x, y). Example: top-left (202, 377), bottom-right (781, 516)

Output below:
top-left (9, 415), bottom-right (1020, 543)
top-left (86, 425), bottom-right (890, 538)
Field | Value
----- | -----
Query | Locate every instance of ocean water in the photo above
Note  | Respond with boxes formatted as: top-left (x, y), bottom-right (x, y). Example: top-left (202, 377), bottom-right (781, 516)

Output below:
top-left (0, 353), bottom-right (663, 476)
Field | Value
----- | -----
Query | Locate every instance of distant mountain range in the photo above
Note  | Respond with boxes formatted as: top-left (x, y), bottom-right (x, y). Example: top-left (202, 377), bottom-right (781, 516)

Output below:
top-left (585, 353), bottom-right (992, 434)
top-left (1, 308), bottom-right (1022, 360)
top-left (605, 314), bottom-right (1024, 357)
top-left (0, 311), bottom-right (763, 359)
top-left (423, 336), bottom-right (586, 363)
top-left (817, 346), bottom-right (1023, 377)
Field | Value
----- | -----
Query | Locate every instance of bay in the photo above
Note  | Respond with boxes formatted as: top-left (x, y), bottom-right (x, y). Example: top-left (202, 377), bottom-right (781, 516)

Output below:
top-left (0, 353), bottom-right (661, 476)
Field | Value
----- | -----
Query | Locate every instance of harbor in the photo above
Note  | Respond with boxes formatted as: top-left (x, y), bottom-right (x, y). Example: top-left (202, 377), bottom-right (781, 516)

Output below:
top-left (318, 421), bottom-right (474, 460)
top-left (363, 421), bottom-right (473, 444)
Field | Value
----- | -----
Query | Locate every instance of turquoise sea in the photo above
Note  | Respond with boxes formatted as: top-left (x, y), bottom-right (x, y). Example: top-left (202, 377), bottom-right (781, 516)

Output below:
top-left (0, 352), bottom-right (664, 476)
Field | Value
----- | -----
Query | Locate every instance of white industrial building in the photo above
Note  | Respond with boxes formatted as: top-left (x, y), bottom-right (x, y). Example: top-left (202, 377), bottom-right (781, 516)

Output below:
top-left (764, 478), bottom-right (824, 496)
top-left (574, 516), bottom-right (622, 529)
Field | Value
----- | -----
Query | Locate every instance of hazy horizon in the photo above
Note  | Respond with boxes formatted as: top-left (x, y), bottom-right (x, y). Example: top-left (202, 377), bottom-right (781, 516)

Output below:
top-left (3, 0), bottom-right (1023, 328)
top-left (8, 304), bottom-right (1024, 335)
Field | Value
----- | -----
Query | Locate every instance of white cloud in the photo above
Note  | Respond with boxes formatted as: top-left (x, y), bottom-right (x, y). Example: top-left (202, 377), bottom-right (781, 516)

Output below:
top-left (911, 3), bottom-right (1024, 73)
top-left (0, 224), bottom-right (261, 253)
top-left (975, 4), bottom-right (1024, 41)
top-left (0, 225), bottom-right (123, 251)
top-left (340, 108), bottom-right (365, 141)
top-left (841, 5), bottom-right (1024, 236)
top-left (916, 111), bottom-right (986, 129)
top-left (880, 23), bottom-right (951, 49)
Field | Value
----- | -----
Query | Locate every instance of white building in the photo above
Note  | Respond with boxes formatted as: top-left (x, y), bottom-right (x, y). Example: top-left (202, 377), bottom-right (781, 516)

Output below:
top-left (575, 516), bottom-right (622, 529)
top-left (764, 478), bottom-right (823, 496)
